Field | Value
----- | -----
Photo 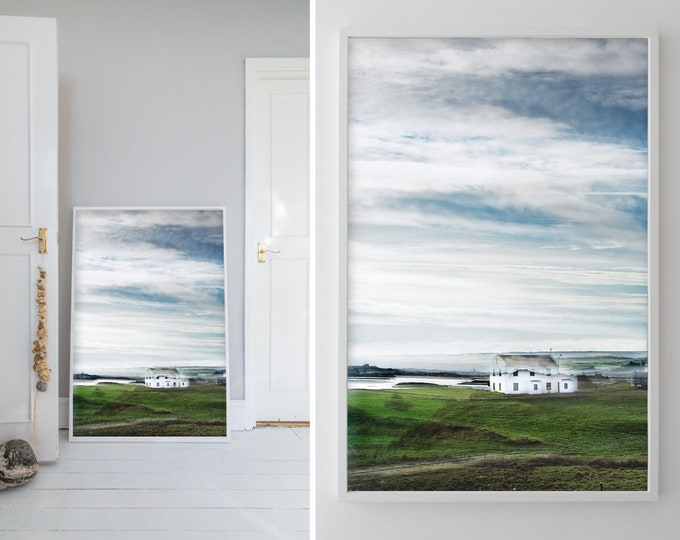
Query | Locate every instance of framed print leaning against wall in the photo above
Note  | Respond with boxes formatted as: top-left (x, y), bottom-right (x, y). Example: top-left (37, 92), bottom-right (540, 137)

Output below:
top-left (70, 207), bottom-right (229, 441)
top-left (341, 32), bottom-right (658, 501)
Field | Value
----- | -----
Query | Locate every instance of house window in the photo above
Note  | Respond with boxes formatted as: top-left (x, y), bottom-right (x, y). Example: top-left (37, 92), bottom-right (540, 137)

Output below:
top-left (492, 383), bottom-right (495, 391)
top-left (530, 371), bottom-right (535, 376)
top-left (564, 382), bottom-right (569, 390)
top-left (513, 383), bottom-right (519, 391)
top-left (513, 371), bottom-right (518, 377)
top-left (499, 383), bottom-right (502, 391)
top-left (546, 368), bottom-right (552, 376)
top-left (533, 383), bottom-right (538, 391)
top-left (546, 382), bottom-right (552, 391)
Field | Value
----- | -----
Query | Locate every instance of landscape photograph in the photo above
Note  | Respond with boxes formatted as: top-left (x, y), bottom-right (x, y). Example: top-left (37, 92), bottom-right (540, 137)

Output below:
top-left (346, 37), bottom-right (650, 492)
top-left (70, 208), bottom-right (228, 439)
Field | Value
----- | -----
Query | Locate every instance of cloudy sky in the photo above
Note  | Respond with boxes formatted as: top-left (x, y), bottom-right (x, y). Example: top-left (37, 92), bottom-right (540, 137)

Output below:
top-left (347, 38), bottom-right (649, 366)
top-left (72, 208), bottom-right (226, 374)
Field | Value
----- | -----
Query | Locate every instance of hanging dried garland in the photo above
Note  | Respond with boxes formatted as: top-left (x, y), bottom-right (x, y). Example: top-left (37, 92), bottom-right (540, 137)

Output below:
top-left (32, 265), bottom-right (51, 392)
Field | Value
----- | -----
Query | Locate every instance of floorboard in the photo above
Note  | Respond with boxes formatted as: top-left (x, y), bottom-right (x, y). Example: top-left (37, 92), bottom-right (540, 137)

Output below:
top-left (0, 428), bottom-right (309, 539)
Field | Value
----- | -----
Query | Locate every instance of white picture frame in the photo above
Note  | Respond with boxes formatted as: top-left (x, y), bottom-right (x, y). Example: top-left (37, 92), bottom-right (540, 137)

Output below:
top-left (69, 207), bottom-right (230, 441)
top-left (339, 29), bottom-right (659, 502)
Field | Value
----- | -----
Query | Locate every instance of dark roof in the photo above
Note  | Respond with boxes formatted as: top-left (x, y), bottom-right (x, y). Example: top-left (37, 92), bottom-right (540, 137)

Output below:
top-left (147, 368), bottom-right (181, 376)
top-left (495, 354), bottom-right (558, 368)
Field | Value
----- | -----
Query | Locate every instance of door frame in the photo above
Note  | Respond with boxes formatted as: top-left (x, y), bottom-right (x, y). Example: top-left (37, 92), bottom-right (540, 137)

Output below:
top-left (244, 57), bottom-right (310, 429)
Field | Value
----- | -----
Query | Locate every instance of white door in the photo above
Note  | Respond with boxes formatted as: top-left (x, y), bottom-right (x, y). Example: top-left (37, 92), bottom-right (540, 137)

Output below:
top-left (0, 16), bottom-right (59, 461)
top-left (245, 58), bottom-right (309, 424)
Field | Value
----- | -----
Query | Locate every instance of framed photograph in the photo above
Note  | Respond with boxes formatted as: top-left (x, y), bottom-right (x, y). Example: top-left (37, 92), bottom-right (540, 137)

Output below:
top-left (70, 207), bottom-right (229, 440)
top-left (342, 33), bottom-right (658, 500)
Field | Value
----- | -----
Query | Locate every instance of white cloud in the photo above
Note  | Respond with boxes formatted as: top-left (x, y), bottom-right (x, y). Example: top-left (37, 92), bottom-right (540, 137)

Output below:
top-left (72, 209), bottom-right (226, 371)
top-left (350, 37), bottom-right (648, 82)
top-left (346, 38), bottom-right (649, 362)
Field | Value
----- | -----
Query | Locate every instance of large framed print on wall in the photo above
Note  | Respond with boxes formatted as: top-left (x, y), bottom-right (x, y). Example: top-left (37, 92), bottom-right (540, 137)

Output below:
top-left (70, 207), bottom-right (229, 441)
top-left (342, 34), bottom-right (657, 500)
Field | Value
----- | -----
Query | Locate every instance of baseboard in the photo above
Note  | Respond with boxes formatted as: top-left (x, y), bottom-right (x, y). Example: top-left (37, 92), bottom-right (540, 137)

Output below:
top-left (59, 397), bottom-right (255, 431)
top-left (256, 421), bottom-right (310, 427)
top-left (229, 399), bottom-right (255, 431)
top-left (59, 397), bottom-right (68, 429)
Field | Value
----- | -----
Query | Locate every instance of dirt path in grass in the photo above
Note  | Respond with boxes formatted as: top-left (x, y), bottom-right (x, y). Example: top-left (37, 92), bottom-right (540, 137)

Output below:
top-left (72, 417), bottom-right (226, 437)
top-left (347, 453), bottom-right (648, 491)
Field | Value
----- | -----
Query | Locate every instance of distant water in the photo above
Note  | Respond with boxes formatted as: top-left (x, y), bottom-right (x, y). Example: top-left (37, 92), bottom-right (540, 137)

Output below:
top-left (74, 378), bottom-right (142, 387)
top-left (72, 365), bottom-right (226, 386)
top-left (348, 351), bottom-right (647, 390)
top-left (348, 376), bottom-right (487, 390)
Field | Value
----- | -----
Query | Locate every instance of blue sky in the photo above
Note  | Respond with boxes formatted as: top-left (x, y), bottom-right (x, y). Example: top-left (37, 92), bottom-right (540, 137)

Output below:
top-left (72, 208), bottom-right (226, 374)
top-left (347, 38), bottom-right (649, 366)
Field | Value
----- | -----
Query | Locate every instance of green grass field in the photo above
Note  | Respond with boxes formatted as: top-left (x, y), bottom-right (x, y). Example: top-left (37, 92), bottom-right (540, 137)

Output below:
top-left (348, 384), bottom-right (648, 491)
top-left (73, 382), bottom-right (227, 437)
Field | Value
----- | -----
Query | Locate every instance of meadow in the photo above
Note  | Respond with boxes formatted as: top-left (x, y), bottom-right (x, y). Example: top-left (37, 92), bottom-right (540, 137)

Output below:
top-left (72, 382), bottom-right (227, 437)
top-left (348, 383), bottom-right (648, 491)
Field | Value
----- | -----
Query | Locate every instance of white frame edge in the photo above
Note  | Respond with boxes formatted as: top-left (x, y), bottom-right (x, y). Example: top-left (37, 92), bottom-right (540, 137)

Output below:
top-left (337, 27), bottom-right (659, 503)
top-left (68, 206), bottom-right (231, 442)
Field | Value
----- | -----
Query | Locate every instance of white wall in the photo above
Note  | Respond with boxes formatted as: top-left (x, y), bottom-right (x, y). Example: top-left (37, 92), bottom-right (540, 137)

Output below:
top-left (314, 0), bottom-right (679, 538)
top-left (0, 0), bottom-right (310, 400)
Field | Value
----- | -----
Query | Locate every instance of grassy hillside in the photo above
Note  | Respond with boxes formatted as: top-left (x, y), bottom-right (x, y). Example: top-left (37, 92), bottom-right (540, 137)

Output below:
top-left (348, 384), bottom-right (647, 491)
top-left (73, 382), bottom-right (227, 437)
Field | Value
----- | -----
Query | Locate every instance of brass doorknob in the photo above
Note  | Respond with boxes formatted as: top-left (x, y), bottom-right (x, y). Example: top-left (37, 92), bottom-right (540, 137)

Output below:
top-left (20, 227), bottom-right (48, 254)
top-left (258, 242), bottom-right (281, 263)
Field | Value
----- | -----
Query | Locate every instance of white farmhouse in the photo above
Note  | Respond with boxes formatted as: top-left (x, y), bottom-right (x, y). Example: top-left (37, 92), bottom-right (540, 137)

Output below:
top-left (490, 354), bottom-right (577, 395)
top-left (144, 368), bottom-right (190, 389)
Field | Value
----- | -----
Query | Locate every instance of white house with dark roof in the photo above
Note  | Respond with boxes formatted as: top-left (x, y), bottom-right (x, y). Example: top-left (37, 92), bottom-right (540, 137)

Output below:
top-left (490, 354), bottom-right (577, 395)
top-left (144, 368), bottom-right (190, 389)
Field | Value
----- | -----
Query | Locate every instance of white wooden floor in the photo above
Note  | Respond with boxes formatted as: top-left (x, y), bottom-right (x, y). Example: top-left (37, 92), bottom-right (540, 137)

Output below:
top-left (0, 428), bottom-right (309, 539)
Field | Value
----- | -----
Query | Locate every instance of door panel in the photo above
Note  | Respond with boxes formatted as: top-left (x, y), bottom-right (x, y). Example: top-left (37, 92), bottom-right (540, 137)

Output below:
top-left (0, 41), bottom-right (31, 225)
top-left (0, 255), bottom-right (32, 422)
top-left (270, 257), bottom-right (309, 392)
top-left (0, 16), bottom-right (59, 462)
top-left (271, 93), bottom-right (310, 238)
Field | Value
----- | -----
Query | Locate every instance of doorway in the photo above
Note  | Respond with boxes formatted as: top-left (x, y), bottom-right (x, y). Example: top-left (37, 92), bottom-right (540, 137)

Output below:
top-left (245, 58), bottom-right (310, 425)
